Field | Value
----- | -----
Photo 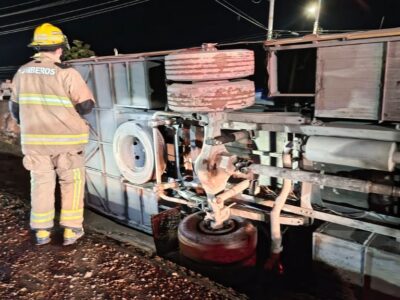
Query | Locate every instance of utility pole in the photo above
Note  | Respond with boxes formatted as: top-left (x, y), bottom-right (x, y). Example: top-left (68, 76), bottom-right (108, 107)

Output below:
top-left (313, 0), bottom-right (322, 34)
top-left (267, 0), bottom-right (275, 40)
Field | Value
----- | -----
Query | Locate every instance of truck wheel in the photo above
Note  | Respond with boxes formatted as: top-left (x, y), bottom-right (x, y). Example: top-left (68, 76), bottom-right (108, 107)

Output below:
top-left (167, 80), bottom-right (255, 112)
top-left (165, 49), bottom-right (254, 81)
top-left (113, 121), bottom-right (165, 184)
top-left (178, 212), bottom-right (257, 265)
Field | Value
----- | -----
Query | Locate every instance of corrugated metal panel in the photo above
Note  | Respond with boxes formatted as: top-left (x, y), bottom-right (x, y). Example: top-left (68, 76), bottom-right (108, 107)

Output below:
top-left (382, 41), bottom-right (400, 121)
top-left (315, 43), bottom-right (383, 120)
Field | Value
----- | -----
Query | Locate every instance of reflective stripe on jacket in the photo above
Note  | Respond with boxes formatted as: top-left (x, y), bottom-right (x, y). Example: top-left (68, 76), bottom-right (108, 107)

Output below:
top-left (11, 53), bottom-right (95, 155)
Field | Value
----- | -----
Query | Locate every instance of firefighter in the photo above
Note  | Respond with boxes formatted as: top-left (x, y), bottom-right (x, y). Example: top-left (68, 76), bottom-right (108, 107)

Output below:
top-left (10, 23), bottom-right (95, 246)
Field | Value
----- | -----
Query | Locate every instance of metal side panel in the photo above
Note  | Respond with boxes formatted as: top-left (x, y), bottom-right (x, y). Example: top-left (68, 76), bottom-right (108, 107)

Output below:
top-left (102, 143), bottom-right (121, 177)
top-left (367, 235), bottom-right (400, 290)
top-left (85, 169), bottom-right (106, 209)
top-left (106, 176), bottom-right (125, 219)
top-left (85, 141), bottom-right (102, 172)
top-left (315, 43), bottom-right (383, 120)
top-left (382, 41), bottom-right (400, 121)
top-left (85, 170), bottom-right (155, 233)
top-left (313, 223), bottom-right (370, 284)
top-left (126, 183), bottom-right (159, 231)
top-left (98, 110), bottom-right (117, 143)
top-left (83, 110), bottom-right (98, 141)
top-left (93, 64), bottom-right (113, 109)
top-left (130, 61), bottom-right (150, 108)
top-left (73, 64), bottom-right (95, 93)
top-left (126, 184), bottom-right (143, 225)
top-left (142, 186), bottom-right (159, 227)
top-left (314, 223), bottom-right (400, 296)
top-left (113, 62), bottom-right (131, 106)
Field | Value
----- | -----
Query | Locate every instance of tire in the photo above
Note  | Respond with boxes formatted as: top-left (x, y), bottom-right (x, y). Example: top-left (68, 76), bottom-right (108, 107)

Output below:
top-left (165, 49), bottom-right (254, 81)
top-left (113, 121), bottom-right (165, 184)
top-left (178, 212), bottom-right (257, 265)
top-left (167, 80), bottom-right (255, 113)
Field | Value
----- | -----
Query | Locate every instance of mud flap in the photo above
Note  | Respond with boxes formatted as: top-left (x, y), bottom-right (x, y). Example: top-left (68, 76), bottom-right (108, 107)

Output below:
top-left (151, 207), bottom-right (182, 256)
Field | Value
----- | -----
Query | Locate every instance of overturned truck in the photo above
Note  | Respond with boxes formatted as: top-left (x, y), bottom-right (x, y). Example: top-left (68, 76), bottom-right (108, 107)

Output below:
top-left (69, 28), bottom-right (400, 292)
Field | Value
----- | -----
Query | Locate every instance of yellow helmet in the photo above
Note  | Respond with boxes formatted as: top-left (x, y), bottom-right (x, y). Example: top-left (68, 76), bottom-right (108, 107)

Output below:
top-left (28, 23), bottom-right (69, 49)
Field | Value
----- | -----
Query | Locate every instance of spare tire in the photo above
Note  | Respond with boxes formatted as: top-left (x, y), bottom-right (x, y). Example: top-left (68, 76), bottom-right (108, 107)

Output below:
top-left (165, 49), bottom-right (254, 81)
top-left (178, 212), bottom-right (257, 265)
top-left (167, 80), bottom-right (255, 113)
top-left (113, 121), bottom-right (165, 184)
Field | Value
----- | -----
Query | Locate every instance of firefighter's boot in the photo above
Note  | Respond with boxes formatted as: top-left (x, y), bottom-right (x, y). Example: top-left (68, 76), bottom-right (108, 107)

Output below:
top-left (63, 227), bottom-right (84, 246)
top-left (35, 229), bottom-right (51, 245)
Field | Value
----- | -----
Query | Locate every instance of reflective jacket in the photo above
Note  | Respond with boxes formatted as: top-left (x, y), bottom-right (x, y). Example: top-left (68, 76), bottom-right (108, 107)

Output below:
top-left (11, 53), bottom-right (95, 155)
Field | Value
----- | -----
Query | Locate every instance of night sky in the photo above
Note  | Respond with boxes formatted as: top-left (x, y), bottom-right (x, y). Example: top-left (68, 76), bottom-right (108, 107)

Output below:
top-left (1, 0), bottom-right (400, 79)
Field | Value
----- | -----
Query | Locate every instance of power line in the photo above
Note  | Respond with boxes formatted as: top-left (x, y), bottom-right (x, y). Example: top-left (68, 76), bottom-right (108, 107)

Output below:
top-left (214, 0), bottom-right (268, 31)
top-left (0, 0), bottom-right (41, 11)
top-left (0, 0), bottom-right (80, 19)
top-left (0, 0), bottom-right (125, 29)
top-left (215, 0), bottom-right (267, 30)
top-left (219, 0), bottom-right (266, 28)
top-left (0, 0), bottom-right (150, 36)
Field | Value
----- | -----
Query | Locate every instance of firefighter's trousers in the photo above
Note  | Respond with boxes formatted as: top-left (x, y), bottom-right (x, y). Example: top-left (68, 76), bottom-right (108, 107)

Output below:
top-left (22, 152), bottom-right (86, 229)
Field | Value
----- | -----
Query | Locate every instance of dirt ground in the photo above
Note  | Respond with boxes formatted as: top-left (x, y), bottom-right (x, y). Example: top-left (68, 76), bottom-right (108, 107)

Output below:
top-left (0, 144), bottom-right (361, 300)
top-left (0, 190), bottom-right (247, 300)
top-left (0, 147), bottom-right (246, 300)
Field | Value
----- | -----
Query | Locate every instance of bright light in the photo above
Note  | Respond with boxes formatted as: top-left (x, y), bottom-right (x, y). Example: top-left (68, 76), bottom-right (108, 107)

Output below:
top-left (305, 4), bottom-right (318, 17)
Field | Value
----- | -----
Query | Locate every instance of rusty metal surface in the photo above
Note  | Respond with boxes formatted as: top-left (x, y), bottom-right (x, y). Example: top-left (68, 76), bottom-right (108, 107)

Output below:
top-left (264, 27), bottom-right (400, 47)
top-left (167, 80), bottom-right (255, 112)
top-left (315, 43), bottom-right (383, 120)
top-left (151, 207), bottom-right (181, 255)
top-left (165, 49), bottom-right (254, 81)
top-left (68, 47), bottom-right (200, 64)
top-left (193, 113), bottom-right (232, 195)
top-left (382, 41), bottom-right (400, 121)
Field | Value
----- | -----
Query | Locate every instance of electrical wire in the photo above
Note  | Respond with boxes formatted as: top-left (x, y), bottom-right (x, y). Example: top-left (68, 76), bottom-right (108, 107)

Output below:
top-left (0, 0), bottom-right (141, 29)
top-left (0, 0), bottom-right (150, 36)
top-left (0, 0), bottom-right (41, 11)
top-left (217, 0), bottom-right (266, 28)
top-left (0, 0), bottom-right (79, 19)
top-left (214, 0), bottom-right (268, 31)
top-left (216, 27), bottom-right (366, 46)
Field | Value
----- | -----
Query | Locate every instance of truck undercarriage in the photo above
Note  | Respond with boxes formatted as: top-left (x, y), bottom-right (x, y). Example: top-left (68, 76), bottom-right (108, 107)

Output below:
top-left (3, 28), bottom-right (397, 295)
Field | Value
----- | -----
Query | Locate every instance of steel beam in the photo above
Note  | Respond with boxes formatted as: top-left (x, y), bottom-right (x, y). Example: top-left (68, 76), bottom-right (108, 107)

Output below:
top-left (249, 164), bottom-right (400, 197)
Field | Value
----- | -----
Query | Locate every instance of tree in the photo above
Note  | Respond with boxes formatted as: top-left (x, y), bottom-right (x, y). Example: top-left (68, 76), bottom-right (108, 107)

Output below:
top-left (62, 40), bottom-right (95, 61)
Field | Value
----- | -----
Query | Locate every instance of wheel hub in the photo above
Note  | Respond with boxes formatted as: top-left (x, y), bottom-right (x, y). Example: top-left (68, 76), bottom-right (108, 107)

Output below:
top-left (198, 218), bottom-right (236, 235)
